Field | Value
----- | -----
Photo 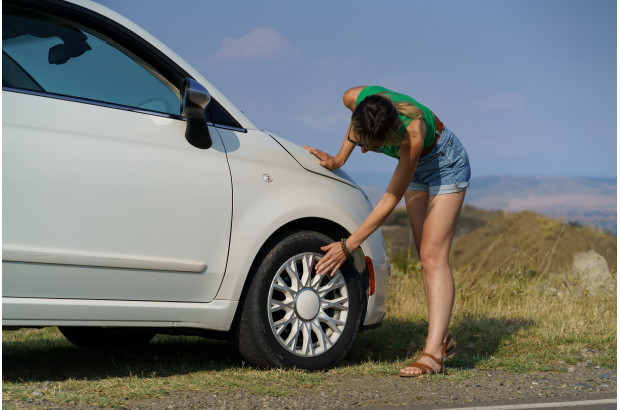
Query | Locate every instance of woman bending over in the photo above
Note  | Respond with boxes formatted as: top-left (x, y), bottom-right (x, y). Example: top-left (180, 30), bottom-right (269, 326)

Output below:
top-left (305, 85), bottom-right (470, 376)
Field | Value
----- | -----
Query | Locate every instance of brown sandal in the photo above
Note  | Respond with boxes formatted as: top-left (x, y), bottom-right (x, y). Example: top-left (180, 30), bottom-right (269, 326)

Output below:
top-left (400, 352), bottom-right (445, 377)
top-left (400, 334), bottom-right (456, 377)
top-left (443, 334), bottom-right (456, 359)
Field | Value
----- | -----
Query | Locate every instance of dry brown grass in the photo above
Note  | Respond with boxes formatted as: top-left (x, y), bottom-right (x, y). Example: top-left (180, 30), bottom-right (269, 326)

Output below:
top-left (450, 210), bottom-right (616, 281)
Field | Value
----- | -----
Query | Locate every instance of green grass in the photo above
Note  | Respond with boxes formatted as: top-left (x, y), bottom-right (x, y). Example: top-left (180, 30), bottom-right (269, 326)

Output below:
top-left (2, 332), bottom-right (328, 407)
top-left (3, 236), bottom-right (616, 407)
top-left (3, 270), bottom-right (615, 407)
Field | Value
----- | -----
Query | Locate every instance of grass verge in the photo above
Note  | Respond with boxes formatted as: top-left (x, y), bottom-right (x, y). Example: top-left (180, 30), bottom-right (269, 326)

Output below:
top-left (3, 261), bottom-right (616, 407)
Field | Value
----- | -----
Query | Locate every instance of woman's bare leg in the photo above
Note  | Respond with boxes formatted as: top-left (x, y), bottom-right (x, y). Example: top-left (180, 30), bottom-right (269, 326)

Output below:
top-left (403, 190), bottom-right (430, 309)
top-left (400, 189), bottom-right (465, 375)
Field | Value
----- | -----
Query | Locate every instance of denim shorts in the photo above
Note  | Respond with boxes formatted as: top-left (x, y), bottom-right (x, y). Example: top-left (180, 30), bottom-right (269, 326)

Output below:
top-left (408, 126), bottom-right (471, 195)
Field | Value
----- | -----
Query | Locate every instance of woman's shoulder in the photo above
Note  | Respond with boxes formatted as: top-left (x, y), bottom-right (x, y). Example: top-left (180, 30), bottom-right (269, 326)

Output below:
top-left (343, 86), bottom-right (366, 110)
top-left (343, 85), bottom-right (389, 109)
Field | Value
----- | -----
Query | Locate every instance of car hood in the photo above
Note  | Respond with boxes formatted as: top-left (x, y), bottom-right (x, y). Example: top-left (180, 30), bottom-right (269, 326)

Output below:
top-left (264, 131), bottom-right (359, 189)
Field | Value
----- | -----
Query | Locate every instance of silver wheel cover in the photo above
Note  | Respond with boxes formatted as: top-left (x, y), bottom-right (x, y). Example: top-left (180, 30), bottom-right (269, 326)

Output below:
top-left (267, 252), bottom-right (349, 357)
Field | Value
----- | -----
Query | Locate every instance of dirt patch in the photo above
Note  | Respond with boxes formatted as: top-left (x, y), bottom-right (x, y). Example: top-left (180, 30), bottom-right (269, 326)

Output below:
top-left (8, 367), bottom-right (615, 409)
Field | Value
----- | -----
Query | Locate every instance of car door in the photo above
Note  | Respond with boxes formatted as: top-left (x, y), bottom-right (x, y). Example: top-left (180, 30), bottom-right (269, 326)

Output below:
top-left (2, 3), bottom-right (232, 303)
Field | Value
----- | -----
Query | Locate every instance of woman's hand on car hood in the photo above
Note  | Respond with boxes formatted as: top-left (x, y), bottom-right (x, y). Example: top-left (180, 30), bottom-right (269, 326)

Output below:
top-left (304, 145), bottom-right (342, 170)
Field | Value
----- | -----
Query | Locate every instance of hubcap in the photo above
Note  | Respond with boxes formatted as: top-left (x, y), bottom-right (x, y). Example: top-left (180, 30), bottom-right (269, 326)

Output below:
top-left (295, 289), bottom-right (320, 320)
top-left (268, 252), bottom-right (349, 357)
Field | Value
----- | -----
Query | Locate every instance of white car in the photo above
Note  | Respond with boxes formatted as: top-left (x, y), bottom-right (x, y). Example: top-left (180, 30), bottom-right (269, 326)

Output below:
top-left (2, 0), bottom-right (389, 369)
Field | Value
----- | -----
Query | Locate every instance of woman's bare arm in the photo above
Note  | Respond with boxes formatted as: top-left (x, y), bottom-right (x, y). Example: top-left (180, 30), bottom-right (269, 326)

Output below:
top-left (304, 86), bottom-right (367, 170)
top-left (304, 123), bottom-right (355, 169)
top-left (315, 118), bottom-right (426, 276)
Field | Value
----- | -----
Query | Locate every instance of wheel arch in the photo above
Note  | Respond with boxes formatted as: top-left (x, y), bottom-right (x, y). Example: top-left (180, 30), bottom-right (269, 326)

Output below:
top-left (273, 217), bottom-right (351, 243)
top-left (230, 217), bottom-right (370, 334)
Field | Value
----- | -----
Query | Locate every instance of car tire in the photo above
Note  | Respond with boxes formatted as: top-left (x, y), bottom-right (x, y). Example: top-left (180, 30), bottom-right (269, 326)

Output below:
top-left (58, 326), bottom-right (156, 348)
top-left (235, 230), bottom-right (364, 369)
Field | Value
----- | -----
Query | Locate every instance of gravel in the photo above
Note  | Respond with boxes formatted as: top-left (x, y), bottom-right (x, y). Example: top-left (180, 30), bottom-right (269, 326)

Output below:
top-left (7, 367), bottom-right (615, 409)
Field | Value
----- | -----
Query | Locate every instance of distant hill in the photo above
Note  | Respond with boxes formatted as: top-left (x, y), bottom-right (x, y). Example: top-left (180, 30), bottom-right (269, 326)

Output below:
top-left (362, 175), bottom-right (617, 234)
top-left (381, 206), bottom-right (617, 280)
top-left (464, 175), bottom-right (617, 234)
top-left (452, 209), bottom-right (615, 273)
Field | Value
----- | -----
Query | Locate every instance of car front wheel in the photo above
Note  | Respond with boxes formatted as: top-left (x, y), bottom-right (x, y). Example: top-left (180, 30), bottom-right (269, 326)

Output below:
top-left (235, 230), bottom-right (364, 369)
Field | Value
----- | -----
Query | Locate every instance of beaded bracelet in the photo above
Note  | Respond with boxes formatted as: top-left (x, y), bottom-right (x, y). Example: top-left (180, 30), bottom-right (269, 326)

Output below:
top-left (340, 238), bottom-right (353, 259)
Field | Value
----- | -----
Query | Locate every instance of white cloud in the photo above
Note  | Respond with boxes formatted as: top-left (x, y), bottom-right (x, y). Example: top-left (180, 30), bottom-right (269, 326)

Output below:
top-left (211, 27), bottom-right (298, 61)
top-left (469, 92), bottom-right (525, 112)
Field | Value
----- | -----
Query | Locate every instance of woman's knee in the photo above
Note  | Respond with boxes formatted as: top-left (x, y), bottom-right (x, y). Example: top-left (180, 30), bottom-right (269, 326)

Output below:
top-left (419, 247), bottom-right (449, 273)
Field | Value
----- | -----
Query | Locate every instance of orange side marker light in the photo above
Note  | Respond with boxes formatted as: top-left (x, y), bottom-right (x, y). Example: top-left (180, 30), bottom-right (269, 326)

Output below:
top-left (365, 256), bottom-right (375, 296)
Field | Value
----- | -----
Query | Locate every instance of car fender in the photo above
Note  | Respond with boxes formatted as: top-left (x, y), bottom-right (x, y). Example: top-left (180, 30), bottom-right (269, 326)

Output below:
top-left (214, 128), bottom-right (387, 305)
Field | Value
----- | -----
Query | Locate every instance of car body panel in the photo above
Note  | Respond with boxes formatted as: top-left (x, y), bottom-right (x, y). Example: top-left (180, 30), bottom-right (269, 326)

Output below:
top-left (265, 130), bottom-right (359, 188)
top-left (3, 298), bottom-right (238, 331)
top-left (3, 91), bottom-right (231, 303)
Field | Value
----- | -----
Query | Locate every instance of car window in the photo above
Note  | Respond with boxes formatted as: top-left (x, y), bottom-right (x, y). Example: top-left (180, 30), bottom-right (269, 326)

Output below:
top-left (2, 7), bottom-right (180, 115)
top-left (205, 99), bottom-right (243, 129)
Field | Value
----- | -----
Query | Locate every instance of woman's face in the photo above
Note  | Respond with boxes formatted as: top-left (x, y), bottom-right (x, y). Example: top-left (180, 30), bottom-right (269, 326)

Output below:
top-left (360, 145), bottom-right (382, 154)
top-left (347, 134), bottom-right (382, 153)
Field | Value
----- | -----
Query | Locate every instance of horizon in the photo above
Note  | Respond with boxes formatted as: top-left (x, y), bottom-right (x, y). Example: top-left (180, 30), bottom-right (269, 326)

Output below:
top-left (351, 171), bottom-right (617, 189)
top-left (360, 173), bottom-right (617, 234)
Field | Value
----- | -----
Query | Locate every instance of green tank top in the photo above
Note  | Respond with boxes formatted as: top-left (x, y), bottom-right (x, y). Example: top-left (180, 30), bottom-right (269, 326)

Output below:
top-left (355, 86), bottom-right (436, 159)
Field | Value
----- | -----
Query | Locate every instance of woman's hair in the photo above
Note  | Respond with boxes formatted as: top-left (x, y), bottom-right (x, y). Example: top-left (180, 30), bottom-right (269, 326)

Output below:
top-left (350, 93), bottom-right (423, 150)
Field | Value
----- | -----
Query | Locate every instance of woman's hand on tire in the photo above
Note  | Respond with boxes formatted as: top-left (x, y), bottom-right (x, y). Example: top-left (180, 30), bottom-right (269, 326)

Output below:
top-left (316, 241), bottom-right (348, 277)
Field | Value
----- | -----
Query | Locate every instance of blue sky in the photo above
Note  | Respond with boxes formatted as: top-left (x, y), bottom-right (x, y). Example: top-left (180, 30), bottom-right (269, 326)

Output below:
top-left (100, 0), bottom-right (616, 186)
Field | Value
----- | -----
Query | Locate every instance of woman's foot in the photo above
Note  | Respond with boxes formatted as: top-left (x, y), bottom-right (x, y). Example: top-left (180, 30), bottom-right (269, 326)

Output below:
top-left (399, 334), bottom-right (455, 377)
top-left (399, 352), bottom-right (444, 376)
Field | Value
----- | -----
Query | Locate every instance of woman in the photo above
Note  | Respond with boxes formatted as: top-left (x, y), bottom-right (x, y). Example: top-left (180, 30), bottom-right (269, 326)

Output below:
top-left (304, 85), bottom-right (470, 376)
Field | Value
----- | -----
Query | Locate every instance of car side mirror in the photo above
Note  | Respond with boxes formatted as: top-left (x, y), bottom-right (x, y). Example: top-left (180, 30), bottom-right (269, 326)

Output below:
top-left (181, 78), bottom-right (212, 149)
